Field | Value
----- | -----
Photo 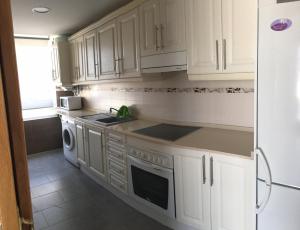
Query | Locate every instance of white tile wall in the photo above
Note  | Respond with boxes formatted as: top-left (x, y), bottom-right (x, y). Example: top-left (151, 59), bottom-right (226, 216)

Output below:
top-left (78, 72), bottom-right (255, 127)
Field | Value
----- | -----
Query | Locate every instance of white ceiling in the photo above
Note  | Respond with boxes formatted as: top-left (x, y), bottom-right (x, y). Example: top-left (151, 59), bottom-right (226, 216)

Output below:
top-left (11, 0), bottom-right (132, 36)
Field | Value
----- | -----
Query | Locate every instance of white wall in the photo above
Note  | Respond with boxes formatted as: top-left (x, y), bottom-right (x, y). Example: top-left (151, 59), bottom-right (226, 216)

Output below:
top-left (78, 72), bottom-right (254, 128)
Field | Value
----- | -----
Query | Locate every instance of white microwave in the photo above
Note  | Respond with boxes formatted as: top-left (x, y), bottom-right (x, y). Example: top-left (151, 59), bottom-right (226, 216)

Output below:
top-left (60, 96), bottom-right (82, 111)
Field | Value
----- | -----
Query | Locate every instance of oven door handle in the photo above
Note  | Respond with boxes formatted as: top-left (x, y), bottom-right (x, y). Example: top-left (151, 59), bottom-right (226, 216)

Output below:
top-left (128, 155), bottom-right (173, 173)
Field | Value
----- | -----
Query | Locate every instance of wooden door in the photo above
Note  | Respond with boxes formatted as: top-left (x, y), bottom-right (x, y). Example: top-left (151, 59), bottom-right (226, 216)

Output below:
top-left (86, 126), bottom-right (106, 180)
top-left (97, 20), bottom-right (119, 79)
top-left (210, 154), bottom-right (255, 230)
top-left (76, 122), bottom-right (87, 167)
top-left (160, 0), bottom-right (186, 53)
top-left (0, 0), bottom-right (33, 229)
top-left (174, 154), bottom-right (211, 230)
top-left (139, 0), bottom-right (161, 56)
top-left (185, 0), bottom-right (222, 75)
top-left (84, 30), bottom-right (98, 81)
top-left (0, 66), bottom-right (19, 230)
top-left (221, 0), bottom-right (256, 73)
top-left (117, 8), bottom-right (141, 78)
top-left (76, 36), bottom-right (86, 81)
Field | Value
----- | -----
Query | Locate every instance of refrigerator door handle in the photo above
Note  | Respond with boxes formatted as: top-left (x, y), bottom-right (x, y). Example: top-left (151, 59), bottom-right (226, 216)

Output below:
top-left (256, 147), bottom-right (273, 214)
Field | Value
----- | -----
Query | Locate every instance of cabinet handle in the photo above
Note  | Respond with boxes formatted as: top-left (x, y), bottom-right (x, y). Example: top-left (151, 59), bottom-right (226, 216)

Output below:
top-left (216, 40), bottom-right (219, 70)
top-left (210, 157), bottom-right (214, 186)
top-left (223, 39), bottom-right (227, 70)
top-left (202, 155), bottom-right (206, 184)
top-left (160, 24), bottom-right (164, 49)
top-left (155, 25), bottom-right (160, 51)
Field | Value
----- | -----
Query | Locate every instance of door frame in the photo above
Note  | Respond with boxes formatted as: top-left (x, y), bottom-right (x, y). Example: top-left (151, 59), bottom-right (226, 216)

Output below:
top-left (0, 0), bottom-right (33, 229)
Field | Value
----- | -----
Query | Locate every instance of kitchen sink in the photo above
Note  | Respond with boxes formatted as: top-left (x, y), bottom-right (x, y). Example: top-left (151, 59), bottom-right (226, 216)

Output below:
top-left (81, 113), bottom-right (133, 126)
top-left (96, 117), bottom-right (121, 123)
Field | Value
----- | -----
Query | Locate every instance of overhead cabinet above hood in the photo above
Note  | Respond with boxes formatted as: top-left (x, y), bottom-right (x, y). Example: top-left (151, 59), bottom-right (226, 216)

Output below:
top-left (139, 0), bottom-right (187, 73)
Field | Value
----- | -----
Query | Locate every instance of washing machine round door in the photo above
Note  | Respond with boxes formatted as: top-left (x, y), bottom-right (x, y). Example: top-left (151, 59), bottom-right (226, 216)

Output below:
top-left (63, 127), bottom-right (75, 150)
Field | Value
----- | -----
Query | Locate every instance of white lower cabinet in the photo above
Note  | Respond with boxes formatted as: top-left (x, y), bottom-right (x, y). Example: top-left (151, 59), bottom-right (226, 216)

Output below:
top-left (75, 121), bottom-right (87, 167)
top-left (175, 152), bottom-right (255, 230)
top-left (75, 121), bottom-right (107, 181)
top-left (210, 154), bottom-right (255, 230)
top-left (85, 125), bottom-right (106, 180)
top-left (175, 153), bottom-right (211, 230)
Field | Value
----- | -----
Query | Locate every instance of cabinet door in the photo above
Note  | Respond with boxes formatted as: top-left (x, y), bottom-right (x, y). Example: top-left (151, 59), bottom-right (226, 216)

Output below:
top-left (77, 37), bottom-right (86, 81)
top-left (86, 127), bottom-right (106, 180)
top-left (76, 123), bottom-right (87, 166)
top-left (174, 154), bottom-right (211, 230)
top-left (97, 20), bottom-right (119, 80)
top-left (84, 30), bottom-right (98, 81)
top-left (221, 0), bottom-right (256, 73)
top-left (139, 0), bottom-right (160, 56)
top-left (210, 154), bottom-right (255, 230)
top-left (160, 0), bottom-right (186, 53)
top-left (185, 0), bottom-right (222, 75)
top-left (70, 40), bottom-right (78, 83)
top-left (117, 8), bottom-right (141, 78)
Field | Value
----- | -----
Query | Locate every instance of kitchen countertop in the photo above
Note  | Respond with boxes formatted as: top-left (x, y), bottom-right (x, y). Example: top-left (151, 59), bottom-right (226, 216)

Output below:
top-left (110, 120), bottom-right (254, 159)
top-left (56, 108), bottom-right (101, 118)
top-left (57, 109), bottom-right (254, 159)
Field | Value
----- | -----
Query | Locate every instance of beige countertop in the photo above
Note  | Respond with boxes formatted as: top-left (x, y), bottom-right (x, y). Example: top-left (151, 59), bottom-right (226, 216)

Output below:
top-left (110, 120), bottom-right (254, 159)
top-left (56, 108), bottom-right (100, 118)
top-left (57, 109), bottom-right (254, 159)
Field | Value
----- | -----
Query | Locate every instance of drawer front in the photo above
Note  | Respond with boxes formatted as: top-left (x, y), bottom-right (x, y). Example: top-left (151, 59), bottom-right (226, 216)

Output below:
top-left (109, 173), bottom-right (127, 193)
top-left (107, 157), bottom-right (127, 179)
top-left (107, 140), bottom-right (125, 152)
top-left (107, 146), bottom-right (126, 163)
top-left (107, 132), bottom-right (125, 144)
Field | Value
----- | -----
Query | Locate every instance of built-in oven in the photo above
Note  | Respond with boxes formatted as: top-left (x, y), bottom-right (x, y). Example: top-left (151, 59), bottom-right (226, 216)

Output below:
top-left (127, 146), bottom-right (175, 218)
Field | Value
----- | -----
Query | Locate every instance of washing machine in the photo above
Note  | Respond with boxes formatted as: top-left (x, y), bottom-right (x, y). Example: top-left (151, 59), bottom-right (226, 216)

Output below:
top-left (61, 116), bottom-right (79, 167)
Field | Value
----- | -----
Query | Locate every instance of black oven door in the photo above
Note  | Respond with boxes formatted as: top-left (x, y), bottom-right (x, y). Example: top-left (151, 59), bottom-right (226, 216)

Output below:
top-left (128, 155), bottom-right (175, 218)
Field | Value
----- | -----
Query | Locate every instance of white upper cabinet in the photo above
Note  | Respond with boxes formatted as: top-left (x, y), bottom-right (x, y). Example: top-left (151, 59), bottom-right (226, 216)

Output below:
top-left (84, 30), bottom-right (98, 81)
top-left (139, 0), bottom-right (161, 56)
top-left (175, 153), bottom-right (211, 230)
top-left (49, 36), bottom-right (72, 86)
top-left (210, 154), bottom-right (255, 230)
top-left (221, 0), bottom-right (257, 73)
top-left (117, 8), bottom-right (141, 78)
top-left (70, 36), bottom-right (85, 82)
top-left (97, 20), bottom-right (119, 80)
top-left (140, 0), bottom-right (186, 56)
top-left (186, 0), bottom-right (257, 80)
top-left (159, 0), bottom-right (186, 53)
top-left (185, 0), bottom-right (222, 75)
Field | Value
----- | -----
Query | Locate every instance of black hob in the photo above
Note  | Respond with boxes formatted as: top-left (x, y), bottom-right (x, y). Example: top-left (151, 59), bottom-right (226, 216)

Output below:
top-left (133, 124), bottom-right (200, 141)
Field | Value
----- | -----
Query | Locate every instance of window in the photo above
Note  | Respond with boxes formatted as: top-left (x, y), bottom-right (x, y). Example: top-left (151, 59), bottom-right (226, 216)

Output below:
top-left (15, 38), bottom-right (55, 110)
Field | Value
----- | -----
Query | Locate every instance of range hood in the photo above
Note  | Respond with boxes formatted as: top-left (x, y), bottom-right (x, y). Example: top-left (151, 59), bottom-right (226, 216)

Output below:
top-left (141, 51), bottom-right (187, 73)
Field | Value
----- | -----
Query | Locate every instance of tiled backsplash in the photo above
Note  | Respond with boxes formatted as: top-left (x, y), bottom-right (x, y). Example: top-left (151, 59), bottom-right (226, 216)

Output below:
top-left (78, 72), bottom-right (255, 127)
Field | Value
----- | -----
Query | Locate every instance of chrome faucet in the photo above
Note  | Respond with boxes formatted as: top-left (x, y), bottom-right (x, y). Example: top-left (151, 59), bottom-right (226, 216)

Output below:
top-left (109, 107), bottom-right (119, 114)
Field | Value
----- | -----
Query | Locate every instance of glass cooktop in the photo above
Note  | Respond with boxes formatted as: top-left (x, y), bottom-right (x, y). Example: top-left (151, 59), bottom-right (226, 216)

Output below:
top-left (133, 124), bottom-right (200, 141)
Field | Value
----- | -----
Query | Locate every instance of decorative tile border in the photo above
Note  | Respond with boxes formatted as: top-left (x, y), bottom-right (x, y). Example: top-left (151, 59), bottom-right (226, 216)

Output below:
top-left (80, 86), bottom-right (254, 94)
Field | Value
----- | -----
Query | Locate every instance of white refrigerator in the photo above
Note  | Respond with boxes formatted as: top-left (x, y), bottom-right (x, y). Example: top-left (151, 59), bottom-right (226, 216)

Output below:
top-left (257, 0), bottom-right (300, 229)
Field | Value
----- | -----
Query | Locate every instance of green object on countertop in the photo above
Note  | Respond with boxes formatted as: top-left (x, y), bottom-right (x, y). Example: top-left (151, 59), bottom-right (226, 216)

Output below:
top-left (117, 106), bottom-right (130, 119)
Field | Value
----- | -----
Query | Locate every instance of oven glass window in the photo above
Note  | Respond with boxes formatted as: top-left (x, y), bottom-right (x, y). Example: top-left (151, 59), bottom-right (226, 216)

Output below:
top-left (131, 165), bottom-right (169, 209)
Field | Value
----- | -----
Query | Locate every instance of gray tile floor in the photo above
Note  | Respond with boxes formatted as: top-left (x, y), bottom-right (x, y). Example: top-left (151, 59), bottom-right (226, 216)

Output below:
top-left (28, 149), bottom-right (171, 230)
